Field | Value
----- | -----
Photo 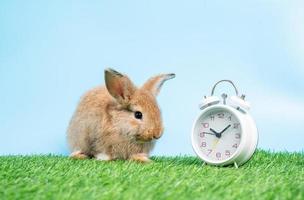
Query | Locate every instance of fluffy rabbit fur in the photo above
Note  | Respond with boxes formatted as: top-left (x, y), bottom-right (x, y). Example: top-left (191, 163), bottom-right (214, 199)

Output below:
top-left (67, 68), bottom-right (175, 162)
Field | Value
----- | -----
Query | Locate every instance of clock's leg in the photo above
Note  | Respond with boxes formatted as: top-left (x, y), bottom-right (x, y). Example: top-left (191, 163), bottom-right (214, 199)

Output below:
top-left (202, 162), bottom-right (206, 166)
top-left (234, 162), bottom-right (239, 169)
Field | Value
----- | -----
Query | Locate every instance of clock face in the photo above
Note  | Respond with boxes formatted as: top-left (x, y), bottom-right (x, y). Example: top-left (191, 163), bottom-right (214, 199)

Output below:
top-left (195, 109), bottom-right (242, 162)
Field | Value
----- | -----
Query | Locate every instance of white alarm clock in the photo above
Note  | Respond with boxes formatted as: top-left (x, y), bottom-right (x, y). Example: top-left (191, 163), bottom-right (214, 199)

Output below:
top-left (191, 80), bottom-right (258, 167)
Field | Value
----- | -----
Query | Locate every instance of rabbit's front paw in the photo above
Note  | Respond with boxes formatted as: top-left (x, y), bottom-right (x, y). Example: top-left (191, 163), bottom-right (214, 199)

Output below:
top-left (95, 153), bottom-right (112, 161)
top-left (130, 153), bottom-right (151, 163)
top-left (70, 151), bottom-right (89, 160)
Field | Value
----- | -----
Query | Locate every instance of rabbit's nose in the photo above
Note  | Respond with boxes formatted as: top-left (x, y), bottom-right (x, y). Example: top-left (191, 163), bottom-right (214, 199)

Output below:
top-left (135, 134), bottom-right (153, 142)
top-left (153, 135), bottom-right (161, 139)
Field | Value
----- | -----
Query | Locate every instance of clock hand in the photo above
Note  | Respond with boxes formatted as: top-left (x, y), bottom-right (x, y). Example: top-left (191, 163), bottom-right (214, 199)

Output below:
top-left (219, 124), bottom-right (231, 135)
top-left (202, 132), bottom-right (216, 136)
top-left (210, 128), bottom-right (218, 134)
top-left (210, 128), bottom-right (221, 138)
top-left (211, 138), bottom-right (220, 150)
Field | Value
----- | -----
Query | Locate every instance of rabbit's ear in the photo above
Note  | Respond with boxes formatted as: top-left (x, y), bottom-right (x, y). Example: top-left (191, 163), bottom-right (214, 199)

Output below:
top-left (142, 73), bottom-right (175, 96)
top-left (105, 68), bottom-right (136, 105)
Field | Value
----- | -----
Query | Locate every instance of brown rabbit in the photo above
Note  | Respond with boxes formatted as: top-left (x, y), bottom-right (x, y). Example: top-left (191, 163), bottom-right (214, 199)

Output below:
top-left (67, 68), bottom-right (175, 163)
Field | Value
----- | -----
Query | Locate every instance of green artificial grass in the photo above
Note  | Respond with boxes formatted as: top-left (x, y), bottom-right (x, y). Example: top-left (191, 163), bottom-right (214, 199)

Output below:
top-left (0, 150), bottom-right (303, 200)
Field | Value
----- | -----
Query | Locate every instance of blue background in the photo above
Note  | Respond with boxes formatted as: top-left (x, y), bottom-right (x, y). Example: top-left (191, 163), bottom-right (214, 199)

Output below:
top-left (1, 1), bottom-right (303, 156)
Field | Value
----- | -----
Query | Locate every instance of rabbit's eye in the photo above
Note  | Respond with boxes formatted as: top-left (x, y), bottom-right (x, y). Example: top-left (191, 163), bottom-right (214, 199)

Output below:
top-left (134, 111), bottom-right (143, 120)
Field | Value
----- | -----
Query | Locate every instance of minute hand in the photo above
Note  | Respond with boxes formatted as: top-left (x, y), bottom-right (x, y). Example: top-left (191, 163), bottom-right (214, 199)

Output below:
top-left (219, 125), bottom-right (231, 135)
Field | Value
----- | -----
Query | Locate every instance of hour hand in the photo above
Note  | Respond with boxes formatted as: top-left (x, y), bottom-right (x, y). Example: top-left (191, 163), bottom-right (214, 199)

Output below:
top-left (210, 128), bottom-right (221, 138)
top-left (210, 128), bottom-right (218, 134)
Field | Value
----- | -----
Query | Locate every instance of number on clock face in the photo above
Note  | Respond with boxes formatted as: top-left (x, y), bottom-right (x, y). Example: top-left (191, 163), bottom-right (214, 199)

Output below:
top-left (198, 110), bottom-right (241, 161)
